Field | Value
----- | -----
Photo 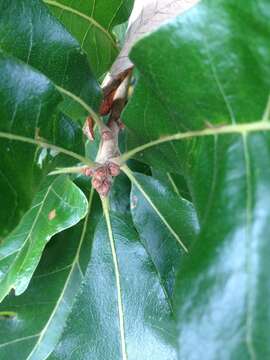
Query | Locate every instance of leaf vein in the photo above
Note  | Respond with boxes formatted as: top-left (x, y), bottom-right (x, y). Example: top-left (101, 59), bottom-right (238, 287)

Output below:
top-left (120, 122), bottom-right (270, 162)
top-left (122, 165), bottom-right (188, 253)
top-left (43, 0), bottom-right (117, 49)
top-left (102, 197), bottom-right (128, 360)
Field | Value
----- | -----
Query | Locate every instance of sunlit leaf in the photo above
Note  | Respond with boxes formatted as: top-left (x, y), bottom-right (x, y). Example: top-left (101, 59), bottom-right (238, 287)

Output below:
top-left (0, 51), bottom-right (90, 237)
top-left (0, 192), bottom-right (101, 359)
top-left (49, 209), bottom-right (177, 360)
top-left (0, 176), bottom-right (88, 302)
top-left (43, 0), bottom-right (134, 78)
top-left (128, 172), bottom-right (198, 296)
top-left (121, 0), bottom-right (270, 357)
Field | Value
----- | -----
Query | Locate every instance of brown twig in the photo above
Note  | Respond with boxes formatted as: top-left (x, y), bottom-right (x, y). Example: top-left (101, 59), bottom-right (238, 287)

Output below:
top-left (84, 72), bottom-right (132, 197)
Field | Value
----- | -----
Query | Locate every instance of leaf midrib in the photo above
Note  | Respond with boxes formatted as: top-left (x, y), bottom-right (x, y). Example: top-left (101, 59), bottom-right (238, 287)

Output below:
top-left (0, 49), bottom-right (101, 129)
top-left (0, 184), bottom-right (53, 263)
top-left (1, 121), bottom-right (270, 171)
top-left (25, 188), bottom-right (94, 360)
top-left (121, 120), bottom-right (270, 162)
top-left (243, 134), bottom-right (256, 359)
top-left (122, 165), bottom-right (188, 252)
top-left (102, 197), bottom-right (128, 360)
top-left (0, 131), bottom-right (94, 166)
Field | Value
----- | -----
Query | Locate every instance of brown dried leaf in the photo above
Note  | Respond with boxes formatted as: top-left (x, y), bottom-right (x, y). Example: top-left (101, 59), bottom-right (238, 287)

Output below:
top-left (109, 0), bottom-right (200, 80)
top-left (83, 117), bottom-right (95, 141)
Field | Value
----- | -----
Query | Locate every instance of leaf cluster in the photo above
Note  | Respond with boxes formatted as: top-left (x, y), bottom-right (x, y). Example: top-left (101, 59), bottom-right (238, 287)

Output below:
top-left (0, 1), bottom-right (269, 359)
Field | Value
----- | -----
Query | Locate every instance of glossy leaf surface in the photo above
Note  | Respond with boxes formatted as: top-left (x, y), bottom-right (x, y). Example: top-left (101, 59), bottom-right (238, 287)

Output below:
top-left (123, 0), bottom-right (270, 171)
top-left (50, 211), bottom-right (177, 360)
top-left (121, 0), bottom-right (270, 358)
top-left (129, 172), bottom-right (198, 297)
top-left (0, 49), bottom-right (87, 237)
top-left (0, 51), bottom-right (61, 236)
top-left (0, 0), bottom-right (101, 119)
top-left (0, 176), bottom-right (87, 302)
top-left (44, 0), bottom-right (134, 78)
top-left (1, 0), bottom-right (270, 358)
top-left (0, 192), bottom-right (101, 360)
top-left (151, 169), bottom-right (191, 201)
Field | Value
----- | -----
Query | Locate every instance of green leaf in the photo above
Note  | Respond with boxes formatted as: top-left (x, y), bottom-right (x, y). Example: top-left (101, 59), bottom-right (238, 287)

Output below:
top-left (0, 190), bottom-right (101, 360)
top-left (120, 0), bottom-right (270, 357)
top-left (0, 51), bottom-right (60, 236)
top-left (0, 51), bottom-right (88, 237)
top-left (128, 172), bottom-right (199, 297)
top-left (0, 0), bottom-right (101, 119)
top-left (0, 175), bottom-right (88, 302)
top-left (123, 167), bottom-right (199, 253)
top-left (174, 135), bottom-right (270, 359)
top-left (109, 173), bottom-right (132, 215)
top-left (43, 0), bottom-right (134, 78)
top-left (49, 204), bottom-right (177, 360)
top-left (122, 0), bottom-right (270, 170)
top-left (151, 169), bottom-right (192, 201)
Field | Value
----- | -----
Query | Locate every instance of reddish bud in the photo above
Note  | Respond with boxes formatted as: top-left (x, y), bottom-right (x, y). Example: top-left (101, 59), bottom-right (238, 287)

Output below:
top-left (95, 167), bottom-right (107, 177)
top-left (108, 162), bottom-right (120, 177)
top-left (99, 90), bottom-right (116, 116)
top-left (84, 168), bottom-right (95, 177)
top-left (92, 178), bottom-right (102, 189)
top-left (98, 179), bottom-right (111, 197)
top-left (94, 174), bottom-right (104, 182)
top-left (83, 117), bottom-right (95, 141)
